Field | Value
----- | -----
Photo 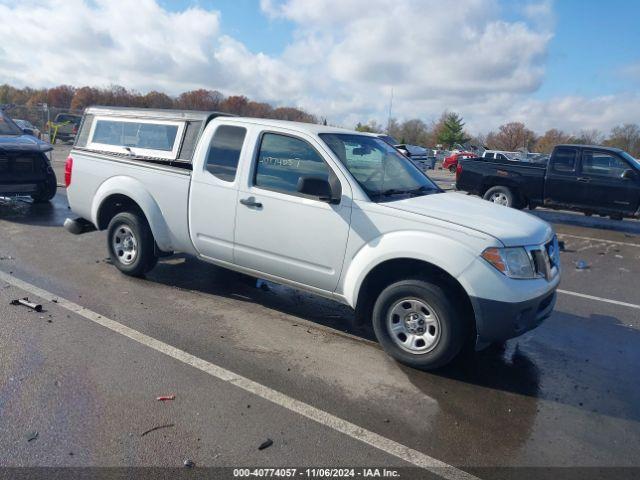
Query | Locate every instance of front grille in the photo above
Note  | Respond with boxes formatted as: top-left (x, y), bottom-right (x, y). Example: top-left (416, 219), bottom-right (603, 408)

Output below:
top-left (13, 156), bottom-right (36, 174)
top-left (531, 248), bottom-right (551, 279)
top-left (527, 236), bottom-right (560, 281)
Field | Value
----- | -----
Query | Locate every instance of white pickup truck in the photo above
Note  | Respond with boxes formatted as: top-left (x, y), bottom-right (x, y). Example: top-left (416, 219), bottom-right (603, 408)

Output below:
top-left (65, 106), bottom-right (560, 369)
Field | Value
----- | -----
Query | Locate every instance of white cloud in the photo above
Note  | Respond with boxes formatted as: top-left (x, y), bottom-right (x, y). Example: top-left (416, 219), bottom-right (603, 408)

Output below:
top-left (1, 0), bottom-right (638, 136)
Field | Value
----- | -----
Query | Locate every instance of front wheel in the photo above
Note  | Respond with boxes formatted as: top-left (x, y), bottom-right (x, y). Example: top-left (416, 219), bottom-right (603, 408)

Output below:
top-left (107, 211), bottom-right (157, 277)
top-left (448, 165), bottom-right (457, 173)
top-left (31, 172), bottom-right (57, 203)
top-left (372, 279), bottom-right (466, 370)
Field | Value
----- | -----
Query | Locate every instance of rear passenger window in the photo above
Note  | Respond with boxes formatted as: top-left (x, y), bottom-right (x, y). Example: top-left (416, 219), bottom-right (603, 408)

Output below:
top-left (552, 148), bottom-right (577, 173)
top-left (254, 133), bottom-right (330, 195)
top-left (205, 126), bottom-right (247, 182)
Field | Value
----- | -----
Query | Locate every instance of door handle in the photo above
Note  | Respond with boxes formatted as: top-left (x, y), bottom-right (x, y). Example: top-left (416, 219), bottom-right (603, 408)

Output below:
top-left (239, 197), bottom-right (263, 208)
top-left (576, 177), bottom-right (591, 183)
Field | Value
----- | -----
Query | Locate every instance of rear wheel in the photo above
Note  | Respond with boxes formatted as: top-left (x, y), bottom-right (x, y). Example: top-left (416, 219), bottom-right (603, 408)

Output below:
top-left (107, 211), bottom-right (157, 277)
top-left (483, 186), bottom-right (522, 209)
top-left (372, 279), bottom-right (466, 370)
top-left (448, 165), bottom-right (457, 173)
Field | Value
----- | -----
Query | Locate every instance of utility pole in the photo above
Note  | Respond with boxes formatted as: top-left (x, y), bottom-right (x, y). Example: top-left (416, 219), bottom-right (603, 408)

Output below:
top-left (386, 87), bottom-right (394, 134)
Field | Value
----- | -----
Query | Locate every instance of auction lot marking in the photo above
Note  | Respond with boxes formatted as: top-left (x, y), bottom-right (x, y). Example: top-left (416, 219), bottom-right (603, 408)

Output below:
top-left (558, 289), bottom-right (640, 310)
top-left (558, 233), bottom-right (640, 248)
top-left (0, 270), bottom-right (476, 480)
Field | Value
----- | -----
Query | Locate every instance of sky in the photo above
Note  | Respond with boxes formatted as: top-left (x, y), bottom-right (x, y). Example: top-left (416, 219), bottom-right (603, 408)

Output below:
top-left (1, 0), bottom-right (639, 135)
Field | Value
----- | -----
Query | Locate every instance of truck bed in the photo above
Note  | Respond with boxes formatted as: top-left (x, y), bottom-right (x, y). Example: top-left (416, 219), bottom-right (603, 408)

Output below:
top-left (456, 156), bottom-right (546, 203)
top-left (68, 149), bottom-right (194, 254)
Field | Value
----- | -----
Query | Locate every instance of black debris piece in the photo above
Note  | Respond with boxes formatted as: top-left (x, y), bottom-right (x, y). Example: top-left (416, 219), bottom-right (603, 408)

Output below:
top-left (26, 431), bottom-right (38, 442)
top-left (141, 424), bottom-right (175, 437)
top-left (258, 438), bottom-right (273, 450)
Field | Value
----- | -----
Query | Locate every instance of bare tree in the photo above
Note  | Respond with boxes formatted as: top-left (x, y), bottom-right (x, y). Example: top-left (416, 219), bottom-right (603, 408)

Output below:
top-left (604, 124), bottom-right (640, 156)
top-left (535, 129), bottom-right (574, 154)
top-left (486, 122), bottom-right (537, 152)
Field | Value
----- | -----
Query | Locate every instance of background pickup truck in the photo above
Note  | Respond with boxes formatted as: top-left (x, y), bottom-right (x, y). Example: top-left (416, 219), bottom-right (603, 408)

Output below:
top-left (65, 106), bottom-right (560, 370)
top-left (0, 110), bottom-right (57, 202)
top-left (456, 144), bottom-right (640, 219)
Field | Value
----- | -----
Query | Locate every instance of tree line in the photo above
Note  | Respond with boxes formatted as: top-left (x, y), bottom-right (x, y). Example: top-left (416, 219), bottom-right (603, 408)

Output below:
top-left (357, 112), bottom-right (640, 157)
top-left (0, 84), bottom-right (317, 124)
top-left (2, 83), bottom-right (638, 157)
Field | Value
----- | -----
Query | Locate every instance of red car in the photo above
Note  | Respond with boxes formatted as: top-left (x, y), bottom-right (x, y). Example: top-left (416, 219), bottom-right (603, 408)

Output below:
top-left (442, 152), bottom-right (475, 173)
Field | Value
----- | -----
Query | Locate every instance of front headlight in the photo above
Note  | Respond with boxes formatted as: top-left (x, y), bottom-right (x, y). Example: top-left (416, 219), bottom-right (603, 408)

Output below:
top-left (481, 247), bottom-right (536, 279)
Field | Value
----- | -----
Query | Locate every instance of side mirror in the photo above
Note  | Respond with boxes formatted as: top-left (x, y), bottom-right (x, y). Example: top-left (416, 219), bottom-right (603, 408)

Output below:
top-left (22, 128), bottom-right (34, 136)
top-left (297, 176), bottom-right (341, 204)
top-left (622, 169), bottom-right (637, 180)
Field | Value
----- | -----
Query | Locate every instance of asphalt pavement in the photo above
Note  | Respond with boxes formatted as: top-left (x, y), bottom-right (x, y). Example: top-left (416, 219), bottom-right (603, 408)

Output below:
top-left (1, 147), bottom-right (639, 479)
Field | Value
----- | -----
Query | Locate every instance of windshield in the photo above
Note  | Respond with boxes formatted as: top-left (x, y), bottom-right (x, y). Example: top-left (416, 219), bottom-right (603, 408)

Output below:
top-left (378, 134), bottom-right (399, 146)
top-left (320, 133), bottom-right (440, 201)
top-left (620, 150), bottom-right (640, 169)
top-left (0, 114), bottom-right (23, 135)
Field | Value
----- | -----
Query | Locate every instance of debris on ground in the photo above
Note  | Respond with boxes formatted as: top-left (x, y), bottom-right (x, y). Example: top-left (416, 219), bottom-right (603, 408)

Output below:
top-left (141, 424), bottom-right (175, 437)
top-left (10, 297), bottom-right (43, 312)
top-left (183, 459), bottom-right (195, 468)
top-left (26, 431), bottom-right (38, 442)
top-left (575, 260), bottom-right (590, 270)
top-left (258, 438), bottom-right (273, 450)
top-left (156, 394), bottom-right (176, 401)
top-left (558, 241), bottom-right (566, 252)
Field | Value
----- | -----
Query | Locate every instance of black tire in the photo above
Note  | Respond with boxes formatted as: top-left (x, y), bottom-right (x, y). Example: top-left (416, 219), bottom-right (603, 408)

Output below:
top-left (448, 165), bottom-right (457, 173)
top-left (107, 211), bottom-right (157, 277)
top-left (372, 279), bottom-right (466, 370)
top-left (483, 185), bottom-right (522, 209)
top-left (31, 172), bottom-right (58, 203)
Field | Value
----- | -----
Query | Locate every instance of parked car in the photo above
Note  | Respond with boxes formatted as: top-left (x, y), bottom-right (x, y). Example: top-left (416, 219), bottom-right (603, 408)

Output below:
top-left (65, 106), bottom-right (560, 370)
top-left (442, 151), bottom-right (476, 173)
top-left (456, 144), bottom-right (640, 219)
top-left (0, 110), bottom-right (57, 202)
top-left (50, 113), bottom-right (82, 143)
top-left (376, 135), bottom-right (436, 170)
top-left (13, 119), bottom-right (41, 139)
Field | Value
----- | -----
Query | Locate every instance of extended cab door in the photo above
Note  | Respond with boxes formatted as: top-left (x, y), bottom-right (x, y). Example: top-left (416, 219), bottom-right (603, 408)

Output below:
top-left (544, 146), bottom-right (581, 207)
top-left (576, 149), bottom-right (639, 215)
top-left (233, 130), bottom-right (352, 292)
top-left (189, 123), bottom-right (247, 263)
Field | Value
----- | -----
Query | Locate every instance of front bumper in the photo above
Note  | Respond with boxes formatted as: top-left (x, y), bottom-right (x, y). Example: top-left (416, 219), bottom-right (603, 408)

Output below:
top-left (0, 183), bottom-right (38, 194)
top-left (473, 288), bottom-right (557, 347)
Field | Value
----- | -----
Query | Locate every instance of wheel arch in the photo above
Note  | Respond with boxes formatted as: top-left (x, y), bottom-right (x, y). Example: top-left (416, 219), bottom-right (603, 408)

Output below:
top-left (91, 176), bottom-right (173, 251)
top-left (342, 232), bottom-right (481, 329)
top-left (353, 257), bottom-right (476, 342)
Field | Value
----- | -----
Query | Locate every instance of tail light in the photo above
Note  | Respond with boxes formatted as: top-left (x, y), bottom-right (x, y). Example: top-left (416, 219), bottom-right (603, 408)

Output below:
top-left (64, 155), bottom-right (73, 187)
top-left (455, 162), bottom-right (463, 182)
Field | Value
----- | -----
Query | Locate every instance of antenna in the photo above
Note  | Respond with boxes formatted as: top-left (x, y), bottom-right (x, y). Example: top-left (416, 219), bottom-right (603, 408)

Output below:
top-left (386, 87), bottom-right (394, 133)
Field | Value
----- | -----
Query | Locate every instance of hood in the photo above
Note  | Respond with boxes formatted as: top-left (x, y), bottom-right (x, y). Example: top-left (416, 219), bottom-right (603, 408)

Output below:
top-left (383, 193), bottom-right (553, 247)
top-left (399, 144), bottom-right (428, 156)
top-left (0, 134), bottom-right (53, 153)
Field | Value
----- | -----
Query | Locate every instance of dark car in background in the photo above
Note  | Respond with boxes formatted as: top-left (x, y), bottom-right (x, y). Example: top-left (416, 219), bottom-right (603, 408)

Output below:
top-left (50, 113), bottom-right (82, 143)
top-left (377, 134), bottom-right (436, 170)
top-left (456, 144), bottom-right (640, 219)
top-left (0, 111), bottom-right (57, 202)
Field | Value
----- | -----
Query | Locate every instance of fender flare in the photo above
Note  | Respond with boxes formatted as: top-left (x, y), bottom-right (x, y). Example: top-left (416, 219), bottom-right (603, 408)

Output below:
top-left (341, 231), bottom-right (481, 308)
top-left (91, 176), bottom-right (174, 252)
